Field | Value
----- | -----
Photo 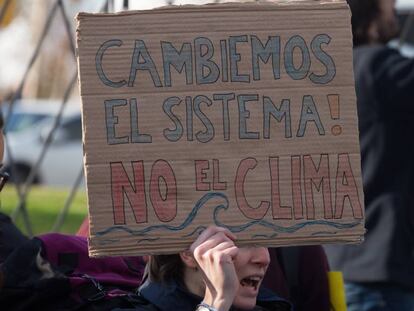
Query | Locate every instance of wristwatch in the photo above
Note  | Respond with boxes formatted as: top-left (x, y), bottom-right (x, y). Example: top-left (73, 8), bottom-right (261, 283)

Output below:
top-left (196, 302), bottom-right (219, 311)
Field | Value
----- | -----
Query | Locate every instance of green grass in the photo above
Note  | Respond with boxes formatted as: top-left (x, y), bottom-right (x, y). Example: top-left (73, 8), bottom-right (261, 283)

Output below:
top-left (0, 185), bottom-right (88, 236)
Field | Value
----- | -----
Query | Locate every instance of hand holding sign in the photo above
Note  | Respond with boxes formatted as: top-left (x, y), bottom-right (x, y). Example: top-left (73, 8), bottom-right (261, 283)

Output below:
top-left (190, 226), bottom-right (239, 311)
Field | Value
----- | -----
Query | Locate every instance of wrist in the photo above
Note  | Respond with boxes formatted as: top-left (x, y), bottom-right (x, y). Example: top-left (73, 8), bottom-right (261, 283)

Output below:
top-left (203, 285), bottom-right (236, 311)
top-left (196, 301), bottom-right (228, 311)
top-left (202, 294), bottom-right (232, 311)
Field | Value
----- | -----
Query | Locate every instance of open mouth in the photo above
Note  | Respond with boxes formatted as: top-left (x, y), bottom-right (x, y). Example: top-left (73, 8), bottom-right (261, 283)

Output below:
top-left (240, 276), bottom-right (261, 290)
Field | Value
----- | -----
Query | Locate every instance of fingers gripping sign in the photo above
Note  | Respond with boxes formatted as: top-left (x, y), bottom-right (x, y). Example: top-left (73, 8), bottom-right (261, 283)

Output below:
top-left (190, 226), bottom-right (239, 311)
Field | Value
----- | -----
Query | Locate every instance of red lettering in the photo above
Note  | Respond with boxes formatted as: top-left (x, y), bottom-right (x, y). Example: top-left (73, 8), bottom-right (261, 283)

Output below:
top-left (303, 154), bottom-right (333, 219)
top-left (150, 160), bottom-right (177, 222)
top-left (334, 153), bottom-right (363, 219)
top-left (195, 160), bottom-right (210, 191)
top-left (213, 159), bottom-right (227, 190)
top-left (235, 157), bottom-right (269, 220)
top-left (269, 157), bottom-right (292, 219)
top-left (291, 155), bottom-right (304, 219)
top-left (110, 161), bottom-right (147, 225)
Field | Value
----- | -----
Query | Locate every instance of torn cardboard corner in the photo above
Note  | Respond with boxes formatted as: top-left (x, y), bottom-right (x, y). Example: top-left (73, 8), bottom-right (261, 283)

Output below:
top-left (76, 0), bottom-right (365, 257)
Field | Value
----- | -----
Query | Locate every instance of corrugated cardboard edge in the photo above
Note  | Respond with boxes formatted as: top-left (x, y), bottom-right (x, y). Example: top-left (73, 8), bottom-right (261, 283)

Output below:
top-left (76, 0), bottom-right (349, 20)
top-left (75, 22), bottom-right (91, 239)
top-left (89, 234), bottom-right (364, 257)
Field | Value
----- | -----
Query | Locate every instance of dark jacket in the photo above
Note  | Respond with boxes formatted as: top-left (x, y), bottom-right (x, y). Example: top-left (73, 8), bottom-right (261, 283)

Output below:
top-left (263, 247), bottom-right (330, 311)
top-left (0, 212), bottom-right (28, 263)
top-left (324, 45), bottom-right (414, 290)
top-left (113, 279), bottom-right (292, 311)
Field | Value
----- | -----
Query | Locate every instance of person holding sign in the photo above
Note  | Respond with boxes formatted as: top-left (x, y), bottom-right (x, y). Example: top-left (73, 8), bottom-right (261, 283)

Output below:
top-left (124, 226), bottom-right (291, 311)
top-left (325, 0), bottom-right (414, 310)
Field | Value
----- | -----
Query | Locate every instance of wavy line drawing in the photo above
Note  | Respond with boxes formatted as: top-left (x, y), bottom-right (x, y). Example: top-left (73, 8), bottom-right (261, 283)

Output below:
top-left (213, 202), bottom-right (361, 234)
top-left (252, 233), bottom-right (278, 239)
top-left (96, 192), bottom-right (362, 240)
top-left (183, 225), bottom-right (207, 238)
top-left (312, 231), bottom-right (338, 236)
top-left (96, 192), bottom-right (228, 237)
top-left (98, 239), bottom-right (120, 245)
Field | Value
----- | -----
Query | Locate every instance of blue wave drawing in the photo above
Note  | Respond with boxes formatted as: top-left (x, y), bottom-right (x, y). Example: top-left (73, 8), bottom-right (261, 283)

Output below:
top-left (96, 192), bottom-right (227, 237)
top-left (311, 231), bottom-right (338, 236)
top-left (98, 238), bottom-right (120, 245)
top-left (183, 225), bottom-right (207, 238)
top-left (252, 233), bottom-right (278, 239)
top-left (96, 192), bottom-right (361, 240)
top-left (213, 202), bottom-right (361, 234)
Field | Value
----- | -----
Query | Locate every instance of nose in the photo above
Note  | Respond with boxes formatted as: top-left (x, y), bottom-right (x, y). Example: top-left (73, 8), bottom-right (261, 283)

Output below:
top-left (251, 247), bottom-right (270, 267)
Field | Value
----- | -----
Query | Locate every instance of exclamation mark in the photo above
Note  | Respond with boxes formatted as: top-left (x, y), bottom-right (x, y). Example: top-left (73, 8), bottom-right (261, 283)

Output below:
top-left (328, 94), bottom-right (341, 136)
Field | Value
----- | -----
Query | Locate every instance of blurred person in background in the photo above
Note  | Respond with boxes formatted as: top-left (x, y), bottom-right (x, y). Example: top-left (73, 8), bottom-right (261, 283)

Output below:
top-left (324, 0), bottom-right (414, 310)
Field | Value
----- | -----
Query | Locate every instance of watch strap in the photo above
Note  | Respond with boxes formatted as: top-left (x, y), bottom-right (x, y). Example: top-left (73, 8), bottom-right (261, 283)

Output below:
top-left (196, 301), bottom-right (219, 311)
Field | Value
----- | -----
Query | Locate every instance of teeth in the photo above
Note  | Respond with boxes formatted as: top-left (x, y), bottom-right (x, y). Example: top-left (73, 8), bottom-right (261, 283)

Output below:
top-left (240, 276), bottom-right (262, 288)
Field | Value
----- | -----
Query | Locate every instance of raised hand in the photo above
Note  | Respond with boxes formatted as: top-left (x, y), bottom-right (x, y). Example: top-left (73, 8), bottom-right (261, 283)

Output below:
top-left (190, 226), bottom-right (239, 311)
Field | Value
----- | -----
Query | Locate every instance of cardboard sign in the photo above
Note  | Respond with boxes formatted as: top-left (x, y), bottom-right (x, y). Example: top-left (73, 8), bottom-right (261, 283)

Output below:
top-left (76, 1), bottom-right (365, 257)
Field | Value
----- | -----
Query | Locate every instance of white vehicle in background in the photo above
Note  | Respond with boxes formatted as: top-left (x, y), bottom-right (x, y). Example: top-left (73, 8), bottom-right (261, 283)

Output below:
top-left (3, 101), bottom-right (84, 187)
top-left (2, 99), bottom-right (66, 134)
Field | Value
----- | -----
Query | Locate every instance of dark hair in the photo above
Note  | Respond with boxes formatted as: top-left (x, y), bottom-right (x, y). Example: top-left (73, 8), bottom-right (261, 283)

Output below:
top-left (347, 0), bottom-right (381, 46)
top-left (148, 254), bottom-right (184, 283)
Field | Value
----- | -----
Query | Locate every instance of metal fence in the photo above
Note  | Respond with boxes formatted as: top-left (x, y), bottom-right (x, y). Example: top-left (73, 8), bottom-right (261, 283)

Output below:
top-left (0, 0), bottom-right (118, 236)
top-left (0, 0), bottom-right (220, 238)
